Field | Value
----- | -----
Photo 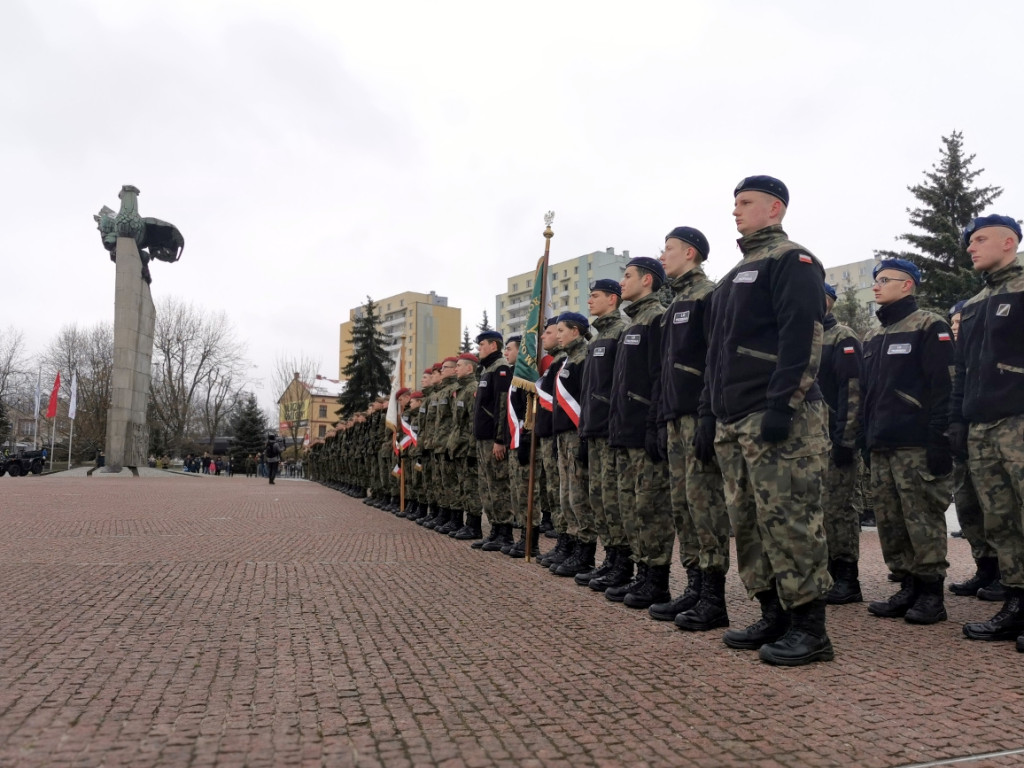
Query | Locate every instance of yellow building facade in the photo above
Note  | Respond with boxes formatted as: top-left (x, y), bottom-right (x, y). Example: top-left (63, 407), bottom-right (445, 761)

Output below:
top-left (339, 290), bottom-right (461, 390)
top-left (277, 373), bottom-right (346, 448)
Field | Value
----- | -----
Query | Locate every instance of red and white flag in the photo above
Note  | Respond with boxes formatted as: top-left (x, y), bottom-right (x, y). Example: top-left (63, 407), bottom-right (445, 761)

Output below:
top-left (46, 372), bottom-right (61, 419)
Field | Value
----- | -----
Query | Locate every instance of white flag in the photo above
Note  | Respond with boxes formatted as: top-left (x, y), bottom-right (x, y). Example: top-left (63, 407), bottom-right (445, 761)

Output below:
top-left (68, 373), bottom-right (78, 420)
top-left (33, 368), bottom-right (41, 419)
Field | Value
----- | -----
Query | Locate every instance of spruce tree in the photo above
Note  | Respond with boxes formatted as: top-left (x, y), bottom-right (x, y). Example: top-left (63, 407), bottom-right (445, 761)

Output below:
top-left (832, 287), bottom-right (875, 339)
top-left (230, 393), bottom-right (268, 460)
top-left (875, 131), bottom-right (1003, 313)
top-left (460, 327), bottom-right (472, 353)
top-left (477, 310), bottom-right (492, 333)
top-left (338, 296), bottom-right (394, 418)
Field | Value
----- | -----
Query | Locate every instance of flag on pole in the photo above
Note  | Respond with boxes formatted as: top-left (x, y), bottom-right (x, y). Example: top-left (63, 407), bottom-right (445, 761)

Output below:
top-left (385, 361), bottom-right (401, 433)
top-left (46, 372), bottom-right (61, 419)
top-left (399, 417), bottom-right (418, 449)
top-left (68, 373), bottom-right (78, 420)
top-left (507, 252), bottom-right (551, 447)
top-left (33, 370), bottom-right (41, 419)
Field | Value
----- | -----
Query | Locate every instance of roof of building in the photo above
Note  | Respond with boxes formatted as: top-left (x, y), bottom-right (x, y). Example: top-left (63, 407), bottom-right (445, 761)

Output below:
top-left (308, 375), bottom-right (345, 398)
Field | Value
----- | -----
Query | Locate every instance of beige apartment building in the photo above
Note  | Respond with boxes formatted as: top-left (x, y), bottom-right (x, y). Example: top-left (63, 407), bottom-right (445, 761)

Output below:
top-left (496, 247), bottom-right (633, 337)
top-left (339, 291), bottom-right (461, 390)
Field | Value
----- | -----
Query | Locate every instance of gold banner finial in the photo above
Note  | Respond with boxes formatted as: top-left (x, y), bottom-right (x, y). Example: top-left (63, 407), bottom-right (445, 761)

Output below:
top-left (543, 210), bottom-right (555, 239)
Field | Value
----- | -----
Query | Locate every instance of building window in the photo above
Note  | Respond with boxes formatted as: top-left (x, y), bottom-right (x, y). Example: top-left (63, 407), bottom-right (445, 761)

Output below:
top-left (387, 303), bottom-right (392, 310)
top-left (318, 405), bottom-right (327, 418)
top-left (526, 279), bottom-right (531, 288)
top-left (318, 425), bottom-right (326, 438)
top-left (400, 299), bottom-right (405, 307)
top-left (574, 266), bottom-right (578, 274)
top-left (513, 282), bottom-right (518, 291)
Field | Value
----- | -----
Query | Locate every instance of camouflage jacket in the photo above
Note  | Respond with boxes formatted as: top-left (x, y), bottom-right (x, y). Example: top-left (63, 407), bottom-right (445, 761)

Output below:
top-left (579, 312), bottom-right (626, 439)
top-left (953, 262), bottom-right (1024, 424)
top-left (657, 267), bottom-right (715, 424)
top-left (860, 295), bottom-right (953, 450)
top-left (704, 225), bottom-right (824, 424)
top-left (432, 378), bottom-right (458, 454)
top-left (608, 292), bottom-right (665, 449)
top-left (819, 314), bottom-right (861, 448)
top-left (552, 335), bottom-right (588, 435)
top-left (446, 372), bottom-right (479, 457)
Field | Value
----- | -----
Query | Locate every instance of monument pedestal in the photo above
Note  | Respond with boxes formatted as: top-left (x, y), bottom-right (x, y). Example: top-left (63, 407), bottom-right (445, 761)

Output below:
top-left (105, 237), bottom-right (155, 473)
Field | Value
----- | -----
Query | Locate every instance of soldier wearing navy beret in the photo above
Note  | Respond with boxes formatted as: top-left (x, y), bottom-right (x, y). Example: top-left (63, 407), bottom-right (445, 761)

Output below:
top-left (706, 175), bottom-right (834, 666)
top-left (604, 255), bottom-right (672, 609)
top-left (954, 214), bottom-right (1024, 649)
top-left (649, 225), bottom-right (732, 633)
top-left (472, 330), bottom-right (515, 552)
top-left (861, 256), bottom-right (954, 627)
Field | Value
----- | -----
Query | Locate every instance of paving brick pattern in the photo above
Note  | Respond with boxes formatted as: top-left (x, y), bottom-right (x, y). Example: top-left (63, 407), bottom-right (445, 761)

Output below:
top-left (0, 474), bottom-right (1021, 767)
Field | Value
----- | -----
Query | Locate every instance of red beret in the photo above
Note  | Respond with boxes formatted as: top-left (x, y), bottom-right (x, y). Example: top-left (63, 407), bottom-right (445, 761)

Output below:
top-left (410, 391), bottom-right (424, 399)
top-left (431, 363), bottom-right (442, 372)
top-left (423, 367), bottom-right (433, 374)
top-left (396, 387), bottom-right (410, 398)
top-left (458, 353), bottom-right (479, 363)
top-left (443, 356), bottom-right (459, 364)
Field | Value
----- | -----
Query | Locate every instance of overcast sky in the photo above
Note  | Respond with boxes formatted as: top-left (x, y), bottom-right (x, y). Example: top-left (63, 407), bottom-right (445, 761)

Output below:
top-left (4, 0), bottom-right (1023, 412)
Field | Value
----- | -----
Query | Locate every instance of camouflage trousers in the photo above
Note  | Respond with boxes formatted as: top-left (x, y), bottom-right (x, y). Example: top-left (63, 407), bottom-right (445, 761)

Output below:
top-left (557, 432), bottom-right (595, 542)
top-left (588, 437), bottom-right (627, 548)
top-left (417, 453), bottom-right (434, 505)
top-left (455, 455), bottom-right (479, 513)
top-left (969, 416), bottom-right (1024, 588)
top-left (667, 415), bottom-right (730, 573)
top-left (615, 447), bottom-right (672, 566)
top-left (477, 440), bottom-right (511, 525)
top-left (715, 400), bottom-right (832, 610)
top-left (438, 454), bottom-right (460, 509)
top-left (540, 437), bottom-right (565, 533)
top-left (823, 455), bottom-right (859, 562)
top-left (854, 460), bottom-right (874, 518)
top-left (870, 447), bottom-right (950, 580)
top-left (509, 451), bottom-right (543, 529)
top-left (954, 459), bottom-right (994, 561)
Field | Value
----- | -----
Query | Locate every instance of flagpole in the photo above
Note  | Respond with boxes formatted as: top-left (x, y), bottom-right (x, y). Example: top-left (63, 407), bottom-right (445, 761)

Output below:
top-left (33, 367), bottom-right (40, 450)
top-left (49, 419), bottom-right (56, 472)
top-left (525, 212), bottom-right (554, 561)
top-left (68, 420), bottom-right (74, 470)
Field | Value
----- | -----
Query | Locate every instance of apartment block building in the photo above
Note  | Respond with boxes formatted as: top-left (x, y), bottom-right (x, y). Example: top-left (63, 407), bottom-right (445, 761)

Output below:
top-left (495, 247), bottom-right (632, 337)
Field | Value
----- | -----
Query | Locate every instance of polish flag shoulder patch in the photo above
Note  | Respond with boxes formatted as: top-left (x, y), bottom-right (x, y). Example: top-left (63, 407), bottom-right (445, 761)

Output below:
top-left (842, 346), bottom-right (855, 354)
top-left (937, 332), bottom-right (952, 342)
top-left (798, 254), bottom-right (813, 264)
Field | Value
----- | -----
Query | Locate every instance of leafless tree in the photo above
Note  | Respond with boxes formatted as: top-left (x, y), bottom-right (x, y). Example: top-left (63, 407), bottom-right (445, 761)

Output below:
top-left (39, 322), bottom-right (114, 459)
top-left (0, 325), bottom-right (28, 403)
top-left (272, 352), bottom-right (320, 457)
top-left (150, 297), bottom-right (247, 456)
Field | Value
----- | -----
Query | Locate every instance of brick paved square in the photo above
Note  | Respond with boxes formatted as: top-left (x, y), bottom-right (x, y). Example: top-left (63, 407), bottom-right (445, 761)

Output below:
top-left (0, 473), bottom-right (1021, 767)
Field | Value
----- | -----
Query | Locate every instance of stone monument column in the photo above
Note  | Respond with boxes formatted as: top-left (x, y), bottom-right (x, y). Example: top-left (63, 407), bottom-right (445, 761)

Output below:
top-left (105, 236), bottom-right (155, 472)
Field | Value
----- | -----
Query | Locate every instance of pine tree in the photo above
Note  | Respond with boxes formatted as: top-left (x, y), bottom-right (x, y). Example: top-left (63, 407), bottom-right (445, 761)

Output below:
top-left (875, 131), bottom-right (1003, 313)
top-left (338, 296), bottom-right (394, 418)
top-left (832, 287), bottom-right (875, 339)
top-left (477, 310), bottom-right (492, 333)
top-left (230, 392), bottom-right (267, 460)
top-left (460, 327), bottom-right (472, 353)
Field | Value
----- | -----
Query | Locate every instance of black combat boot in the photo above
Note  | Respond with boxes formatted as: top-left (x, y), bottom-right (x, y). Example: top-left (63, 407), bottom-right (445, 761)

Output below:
top-left (590, 549), bottom-right (634, 592)
top-left (549, 537), bottom-right (579, 572)
top-left (555, 540), bottom-right (596, 577)
top-left (538, 533), bottom-right (568, 566)
top-left (950, 556), bottom-right (1000, 596)
top-left (412, 502), bottom-right (429, 521)
top-left (649, 566), bottom-right (702, 621)
top-left (363, 495), bottom-right (376, 506)
top-left (424, 507), bottom-right (448, 530)
top-left (723, 587), bottom-right (790, 650)
top-left (472, 522), bottom-right (499, 550)
top-left (675, 569), bottom-right (729, 631)
top-left (625, 564), bottom-right (671, 609)
top-left (510, 527), bottom-right (539, 559)
top-left (576, 545), bottom-right (616, 586)
top-left (758, 599), bottom-right (834, 666)
top-left (540, 510), bottom-right (555, 537)
top-left (826, 559), bottom-right (863, 605)
top-left (418, 506), bottom-right (438, 527)
top-left (978, 580), bottom-right (1008, 601)
top-left (483, 523), bottom-right (513, 552)
top-left (963, 587), bottom-right (1024, 640)
top-left (606, 563), bottom-right (649, 603)
top-left (501, 526), bottom-right (521, 555)
top-left (387, 496), bottom-right (400, 513)
top-left (453, 514), bottom-right (483, 540)
top-left (438, 509), bottom-right (463, 535)
top-left (507, 527), bottom-right (526, 557)
top-left (868, 574), bottom-right (917, 618)
top-left (905, 577), bottom-right (947, 624)
top-left (860, 507), bottom-right (876, 527)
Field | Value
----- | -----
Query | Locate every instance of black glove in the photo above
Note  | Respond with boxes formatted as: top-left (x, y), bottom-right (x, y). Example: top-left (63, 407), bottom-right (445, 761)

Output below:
top-left (831, 444), bottom-right (855, 468)
top-left (578, 438), bottom-right (589, 468)
top-left (693, 416), bottom-right (716, 464)
top-left (516, 438), bottom-right (532, 468)
top-left (760, 408), bottom-right (793, 444)
top-left (657, 424), bottom-right (668, 463)
top-left (926, 444), bottom-right (952, 477)
top-left (947, 423), bottom-right (968, 463)
top-left (645, 428), bottom-right (663, 463)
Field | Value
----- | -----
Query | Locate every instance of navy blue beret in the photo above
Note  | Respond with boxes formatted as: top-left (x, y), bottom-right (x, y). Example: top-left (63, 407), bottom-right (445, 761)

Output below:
top-left (823, 282), bottom-right (837, 300)
top-left (556, 311), bottom-right (589, 332)
top-left (626, 256), bottom-right (666, 286)
top-left (949, 300), bottom-right (967, 318)
top-left (666, 226), bottom-right (710, 259)
top-left (734, 175), bottom-right (789, 206)
top-left (873, 258), bottom-right (921, 286)
top-left (590, 278), bottom-right (622, 297)
top-left (506, 335), bottom-right (522, 345)
top-left (962, 214), bottom-right (1022, 247)
top-left (475, 330), bottom-right (503, 344)
top-left (544, 317), bottom-right (559, 328)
